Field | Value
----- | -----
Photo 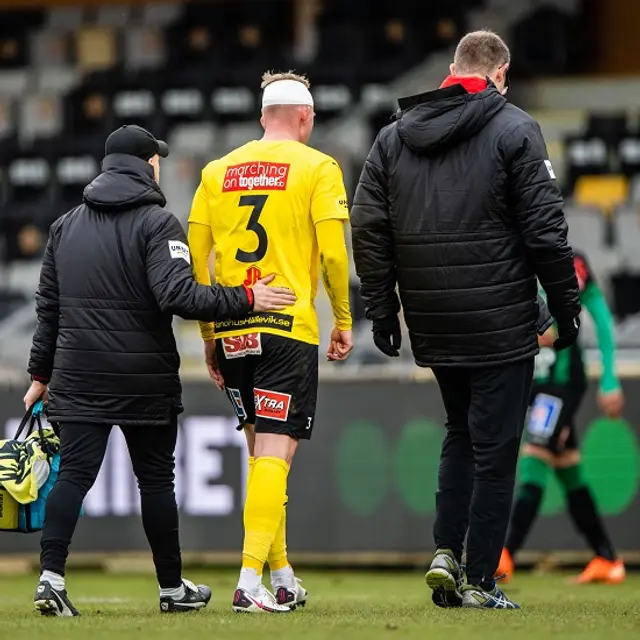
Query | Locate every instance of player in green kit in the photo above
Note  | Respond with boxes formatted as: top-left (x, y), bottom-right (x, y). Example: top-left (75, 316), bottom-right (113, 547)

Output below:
top-left (498, 251), bottom-right (625, 584)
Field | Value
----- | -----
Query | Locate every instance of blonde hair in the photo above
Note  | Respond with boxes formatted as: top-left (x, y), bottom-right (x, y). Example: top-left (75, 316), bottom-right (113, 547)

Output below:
top-left (454, 30), bottom-right (510, 76)
top-left (261, 70), bottom-right (310, 90)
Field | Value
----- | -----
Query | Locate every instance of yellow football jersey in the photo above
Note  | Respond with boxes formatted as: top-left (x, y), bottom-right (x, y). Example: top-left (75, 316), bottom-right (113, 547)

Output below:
top-left (189, 139), bottom-right (349, 345)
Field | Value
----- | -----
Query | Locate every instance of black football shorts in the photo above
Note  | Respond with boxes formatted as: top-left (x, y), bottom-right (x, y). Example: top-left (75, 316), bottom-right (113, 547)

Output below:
top-left (216, 333), bottom-right (319, 440)
top-left (525, 384), bottom-right (585, 454)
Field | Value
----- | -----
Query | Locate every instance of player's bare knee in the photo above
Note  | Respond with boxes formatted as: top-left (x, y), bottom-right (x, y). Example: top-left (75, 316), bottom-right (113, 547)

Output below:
top-left (553, 449), bottom-right (581, 468)
top-left (254, 432), bottom-right (298, 465)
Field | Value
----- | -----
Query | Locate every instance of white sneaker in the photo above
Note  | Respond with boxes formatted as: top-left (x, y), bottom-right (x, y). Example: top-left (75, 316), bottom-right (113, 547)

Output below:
top-left (273, 577), bottom-right (308, 609)
top-left (232, 584), bottom-right (292, 614)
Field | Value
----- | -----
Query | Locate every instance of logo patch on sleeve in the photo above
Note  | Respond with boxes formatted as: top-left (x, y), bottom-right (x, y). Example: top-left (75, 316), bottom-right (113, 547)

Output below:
top-left (168, 240), bottom-right (190, 264)
top-left (544, 160), bottom-right (556, 180)
top-left (254, 388), bottom-right (291, 422)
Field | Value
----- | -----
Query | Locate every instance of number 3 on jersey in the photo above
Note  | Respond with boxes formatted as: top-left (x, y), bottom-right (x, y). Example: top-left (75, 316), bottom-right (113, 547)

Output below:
top-left (236, 195), bottom-right (269, 263)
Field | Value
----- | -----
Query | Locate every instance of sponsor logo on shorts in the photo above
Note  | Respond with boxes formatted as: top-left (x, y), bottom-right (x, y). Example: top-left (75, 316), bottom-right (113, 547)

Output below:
top-left (222, 161), bottom-right (290, 192)
top-left (254, 388), bottom-right (291, 422)
top-left (168, 240), bottom-right (190, 264)
top-left (222, 333), bottom-right (262, 359)
top-left (227, 388), bottom-right (247, 422)
top-left (215, 313), bottom-right (294, 333)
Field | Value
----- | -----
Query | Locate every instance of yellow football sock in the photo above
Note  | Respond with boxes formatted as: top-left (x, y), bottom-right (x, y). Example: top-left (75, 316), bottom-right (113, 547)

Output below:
top-left (242, 457), bottom-right (289, 574)
top-left (268, 498), bottom-right (289, 571)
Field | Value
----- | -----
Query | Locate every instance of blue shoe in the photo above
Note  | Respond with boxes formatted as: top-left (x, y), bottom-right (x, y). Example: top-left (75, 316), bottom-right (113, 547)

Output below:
top-left (461, 583), bottom-right (520, 609)
top-left (425, 549), bottom-right (463, 608)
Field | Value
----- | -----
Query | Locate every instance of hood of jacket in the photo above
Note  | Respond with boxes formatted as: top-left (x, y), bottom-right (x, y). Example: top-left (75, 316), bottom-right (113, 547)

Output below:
top-left (397, 83), bottom-right (507, 154)
top-left (83, 153), bottom-right (167, 212)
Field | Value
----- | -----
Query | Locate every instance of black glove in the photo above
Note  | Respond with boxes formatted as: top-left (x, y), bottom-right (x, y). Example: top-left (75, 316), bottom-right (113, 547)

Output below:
top-left (372, 316), bottom-right (402, 357)
top-left (536, 294), bottom-right (553, 336)
top-left (554, 316), bottom-right (580, 351)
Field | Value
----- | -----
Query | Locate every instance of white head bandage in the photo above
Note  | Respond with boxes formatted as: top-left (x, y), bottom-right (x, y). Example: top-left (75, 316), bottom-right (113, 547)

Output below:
top-left (262, 79), bottom-right (314, 110)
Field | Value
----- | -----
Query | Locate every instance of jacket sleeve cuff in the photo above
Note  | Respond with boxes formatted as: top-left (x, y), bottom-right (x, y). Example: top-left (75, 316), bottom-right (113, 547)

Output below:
top-left (30, 374), bottom-right (50, 384)
top-left (243, 284), bottom-right (255, 311)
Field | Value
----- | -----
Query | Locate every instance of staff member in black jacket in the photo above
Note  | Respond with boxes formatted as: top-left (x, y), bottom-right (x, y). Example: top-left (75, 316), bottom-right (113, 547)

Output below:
top-left (24, 125), bottom-right (296, 617)
top-left (351, 31), bottom-right (581, 609)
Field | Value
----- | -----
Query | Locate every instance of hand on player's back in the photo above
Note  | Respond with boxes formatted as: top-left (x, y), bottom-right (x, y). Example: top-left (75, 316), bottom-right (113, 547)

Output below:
top-left (252, 274), bottom-right (297, 312)
top-left (327, 327), bottom-right (354, 362)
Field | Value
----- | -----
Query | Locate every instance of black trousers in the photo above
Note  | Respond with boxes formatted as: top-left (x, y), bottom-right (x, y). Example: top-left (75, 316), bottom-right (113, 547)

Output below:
top-left (432, 358), bottom-right (534, 588)
top-left (40, 419), bottom-right (182, 588)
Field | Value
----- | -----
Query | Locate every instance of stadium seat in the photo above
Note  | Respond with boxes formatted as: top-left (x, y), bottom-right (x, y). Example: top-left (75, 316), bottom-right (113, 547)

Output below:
top-left (95, 5), bottom-right (133, 28)
top-left (5, 155), bottom-right (52, 205)
top-left (566, 207), bottom-right (607, 253)
top-left (124, 27), bottom-right (166, 72)
top-left (573, 175), bottom-right (628, 217)
top-left (587, 113), bottom-right (629, 148)
top-left (0, 97), bottom-right (15, 141)
top-left (19, 94), bottom-right (63, 142)
top-left (55, 155), bottom-right (99, 206)
top-left (141, 3), bottom-right (184, 28)
top-left (363, 19), bottom-right (424, 83)
top-left (112, 88), bottom-right (157, 131)
top-left (75, 26), bottom-right (119, 74)
top-left (314, 84), bottom-right (354, 122)
top-left (29, 30), bottom-right (71, 69)
top-left (614, 209), bottom-right (640, 270)
top-left (619, 137), bottom-right (640, 177)
top-left (34, 67), bottom-right (79, 96)
top-left (64, 86), bottom-right (112, 137)
top-left (160, 87), bottom-right (207, 129)
top-left (211, 87), bottom-right (257, 123)
top-left (168, 123), bottom-right (217, 157)
top-left (46, 6), bottom-right (83, 30)
top-left (564, 136), bottom-right (609, 190)
top-left (631, 175), bottom-right (640, 206)
top-left (566, 207), bottom-right (620, 299)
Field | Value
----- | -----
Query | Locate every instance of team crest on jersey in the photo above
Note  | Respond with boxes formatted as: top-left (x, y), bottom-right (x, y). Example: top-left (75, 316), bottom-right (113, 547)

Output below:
top-left (244, 266), bottom-right (262, 286)
top-left (222, 161), bottom-right (290, 192)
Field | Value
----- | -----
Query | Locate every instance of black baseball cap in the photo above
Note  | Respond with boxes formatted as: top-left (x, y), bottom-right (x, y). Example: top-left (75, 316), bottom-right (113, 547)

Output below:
top-left (105, 124), bottom-right (169, 160)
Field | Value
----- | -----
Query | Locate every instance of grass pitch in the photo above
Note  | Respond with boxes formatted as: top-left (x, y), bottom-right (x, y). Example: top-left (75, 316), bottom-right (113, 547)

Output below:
top-left (1, 570), bottom-right (638, 639)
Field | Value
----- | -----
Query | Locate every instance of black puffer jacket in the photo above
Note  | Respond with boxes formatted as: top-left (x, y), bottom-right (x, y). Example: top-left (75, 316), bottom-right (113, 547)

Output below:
top-left (28, 154), bottom-right (250, 426)
top-left (351, 83), bottom-right (580, 367)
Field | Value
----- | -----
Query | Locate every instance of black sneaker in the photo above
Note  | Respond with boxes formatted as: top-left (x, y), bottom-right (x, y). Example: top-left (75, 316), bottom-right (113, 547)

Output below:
top-left (34, 581), bottom-right (80, 617)
top-left (159, 579), bottom-right (212, 613)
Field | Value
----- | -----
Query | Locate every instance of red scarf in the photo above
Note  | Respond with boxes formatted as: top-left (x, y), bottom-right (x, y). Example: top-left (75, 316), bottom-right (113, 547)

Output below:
top-left (439, 75), bottom-right (488, 94)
